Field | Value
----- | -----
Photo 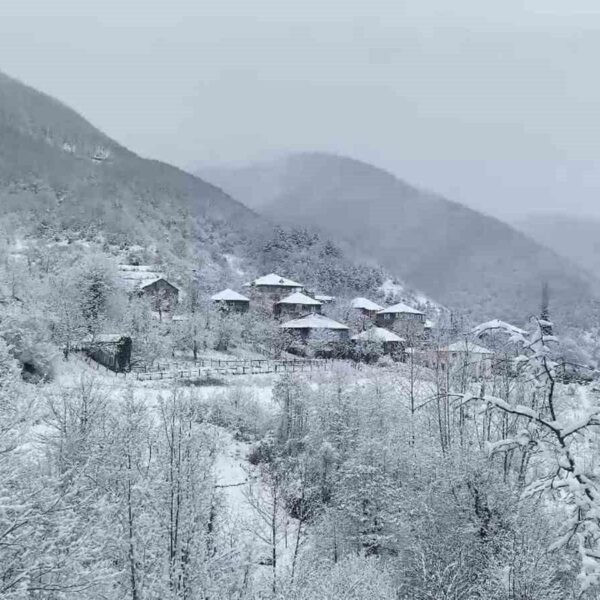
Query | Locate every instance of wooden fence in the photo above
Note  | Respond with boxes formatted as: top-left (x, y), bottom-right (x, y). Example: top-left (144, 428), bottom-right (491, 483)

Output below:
top-left (127, 358), bottom-right (332, 381)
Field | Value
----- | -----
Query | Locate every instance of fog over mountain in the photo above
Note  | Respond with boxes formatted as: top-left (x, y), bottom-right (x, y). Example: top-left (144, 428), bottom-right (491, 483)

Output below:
top-left (4, 0), bottom-right (600, 220)
top-left (0, 70), bottom-right (263, 258)
top-left (200, 153), bottom-right (600, 326)
top-left (514, 213), bottom-right (600, 278)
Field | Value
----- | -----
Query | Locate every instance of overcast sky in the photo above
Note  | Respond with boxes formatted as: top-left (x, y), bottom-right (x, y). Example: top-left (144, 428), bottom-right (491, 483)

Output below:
top-left (3, 0), bottom-right (600, 219)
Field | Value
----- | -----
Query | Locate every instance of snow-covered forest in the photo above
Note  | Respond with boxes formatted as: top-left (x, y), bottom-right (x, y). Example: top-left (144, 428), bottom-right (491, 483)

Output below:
top-left (2, 239), bottom-right (600, 599)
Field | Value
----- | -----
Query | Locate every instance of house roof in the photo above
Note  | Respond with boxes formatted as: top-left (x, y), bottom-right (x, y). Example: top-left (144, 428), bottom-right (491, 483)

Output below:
top-left (351, 297), bottom-right (384, 311)
top-left (139, 277), bottom-right (171, 290)
top-left (472, 319), bottom-right (528, 338)
top-left (352, 327), bottom-right (405, 343)
top-left (118, 264), bottom-right (156, 272)
top-left (118, 265), bottom-right (179, 292)
top-left (314, 294), bottom-right (335, 302)
top-left (277, 292), bottom-right (322, 306)
top-left (247, 273), bottom-right (303, 288)
top-left (211, 288), bottom-right (250, 302)
top-left (119, 270), bottom-right (162, 291)
top-left (280, 314), bottom-right (349, 331)
top-left (378, 302), bottom-right (424, 316)
top-left (443, 341), bottom-right (494, 355)
top-left (82, 334), bottom-right (128, 344)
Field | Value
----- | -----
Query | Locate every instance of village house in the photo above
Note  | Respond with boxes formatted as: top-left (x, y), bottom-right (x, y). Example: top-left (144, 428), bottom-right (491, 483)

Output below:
top-left (118, 265), bottom-right (179, 315)
top-left (472, 319), bottom-right (528, 344)
top-left (471, 319), bottom-right (529, 372)
top-left (376, 302), bottom-right (425, 330)
top-left (435, 340), bottom-right (494, 378)
top-left (244, 273), bottom-right (304, 300)
top-left (280, 313), bottom-right (350, 343)
top-left (351, 297), bottom-right (384, 318)
top-left (351, 326), bottom-right (405, 356)
top-left (81, 333), bottom-right (132, 373)
top-left (274, 291), bottom-right (322, 317)
top-left (314, 294), bottom-right (335, 304)
top-left (211, 288), bottom-right (251, 313)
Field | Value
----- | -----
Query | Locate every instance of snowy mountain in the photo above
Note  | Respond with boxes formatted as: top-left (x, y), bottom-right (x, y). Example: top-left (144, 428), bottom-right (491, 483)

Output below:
top-left (199, 153), bottom-right (600, 327)
top-left (0, 72), bottom-right (413, 300)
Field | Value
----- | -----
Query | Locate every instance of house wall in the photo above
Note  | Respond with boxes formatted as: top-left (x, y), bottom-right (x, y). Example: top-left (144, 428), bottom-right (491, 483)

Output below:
top-left (142, 279), bottom-right (179, 312)
top-left (432, 350), bottom-right (493, 378)
top-left (215, 300), bottom-right (249, 313)
top-left (376, 312), bottom-right (424, 326)
top-left (355, 307), bottom-right (379, 319)
top-left (382, 340), bottom-right (404, 356)
top-left (250, 285), bottom-right (304, 301)
top-left (308, 329), bottom-right (349, 342)
top-left (275, 303), bottom-right (321, 317)
top-left (85, 337), bottom-right (132, 372)
top-left (285, 328), bottom-right (349, 342)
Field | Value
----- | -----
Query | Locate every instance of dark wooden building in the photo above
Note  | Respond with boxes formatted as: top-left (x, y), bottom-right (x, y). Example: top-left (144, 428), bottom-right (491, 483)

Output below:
top-left (244, 273), bottom-right (304, 301)
top-left (375, 302), bottom-right (425, 329)
top-left (140, 278), bottom-right (179, 312)
top-left (82, 334), bottom-right (132, 372)
top-left (351, 326), bottom-right (405, 356)
top-left (274, 292), bottom-right (322, 317)
top-left (280, 313), bottom-right (349, 342)
top-left (211, 288), bottom-right (251, 313)
top-left (351, 297), bottom-right (384, 318)
top-left (118, 265), bottom-right (179, 314)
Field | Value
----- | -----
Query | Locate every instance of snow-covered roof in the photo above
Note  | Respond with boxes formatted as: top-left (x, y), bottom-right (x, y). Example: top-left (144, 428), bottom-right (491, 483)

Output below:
top-left (352, 297), bottom-right (384, 311)
top-left (117, 265), bottom-right (179, 291)
top-left (443, 341), bottom-right (494, 355)
top-left (119, 270), bottom-right (162, 281)
top-left (472, 319), bottom-right (528, 338)
top-left (314, 294), bottom-right (335, 302)
top-left (139, 277), bottom-right (169, 290)
top-left (82, 334), bottom-right (128, 344)
top-left (118, 270), bottom-right (178, 292)
top-left (211, 288), bottom-right (250, 302)
top-left (276, 292), bottom-right (322, 306)
top-left (378, 302), bottom-right (424, 316)
top-left (280, 314), bottom-right (349, 331)
top-left (119, 270), bottom-right (161, 288)
top-left (118, 264), bottom-right (156, 272)
top-left (352, 327), bottom-right (405, 343)
top-left (247, 273), bottom-right (303, 288)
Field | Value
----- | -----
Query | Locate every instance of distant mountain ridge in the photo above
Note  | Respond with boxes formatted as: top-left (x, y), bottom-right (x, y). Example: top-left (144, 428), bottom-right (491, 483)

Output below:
top-left (199, 153), bottom-right (600, 327)
top-left (514, 213), bottom-right (600, 279)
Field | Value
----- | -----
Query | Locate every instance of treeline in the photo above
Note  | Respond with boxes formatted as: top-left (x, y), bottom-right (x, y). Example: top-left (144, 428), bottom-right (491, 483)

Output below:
top-left (250, 226), bottom-right (386, 296)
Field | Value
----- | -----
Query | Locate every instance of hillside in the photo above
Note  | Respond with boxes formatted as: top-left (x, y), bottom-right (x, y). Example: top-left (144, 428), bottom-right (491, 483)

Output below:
top-left (0, 70), bottom-right (272, 278)
top-left (514, 212), bottom-right (600, 279)
top-left (0, 72), bottom-right (401, 299)
top-left (200, 153), bottom-right (600, 327)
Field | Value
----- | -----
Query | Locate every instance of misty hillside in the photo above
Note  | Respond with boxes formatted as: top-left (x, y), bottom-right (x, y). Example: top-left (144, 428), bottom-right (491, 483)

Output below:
top-left (0, 71), bottom-right (266, 266)
top-left (0, 72), bottom-right (394, 298)
top-left (200, 153), bottom-right (600, 326)
top-left (514, 213), bottom-right (600, 278)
